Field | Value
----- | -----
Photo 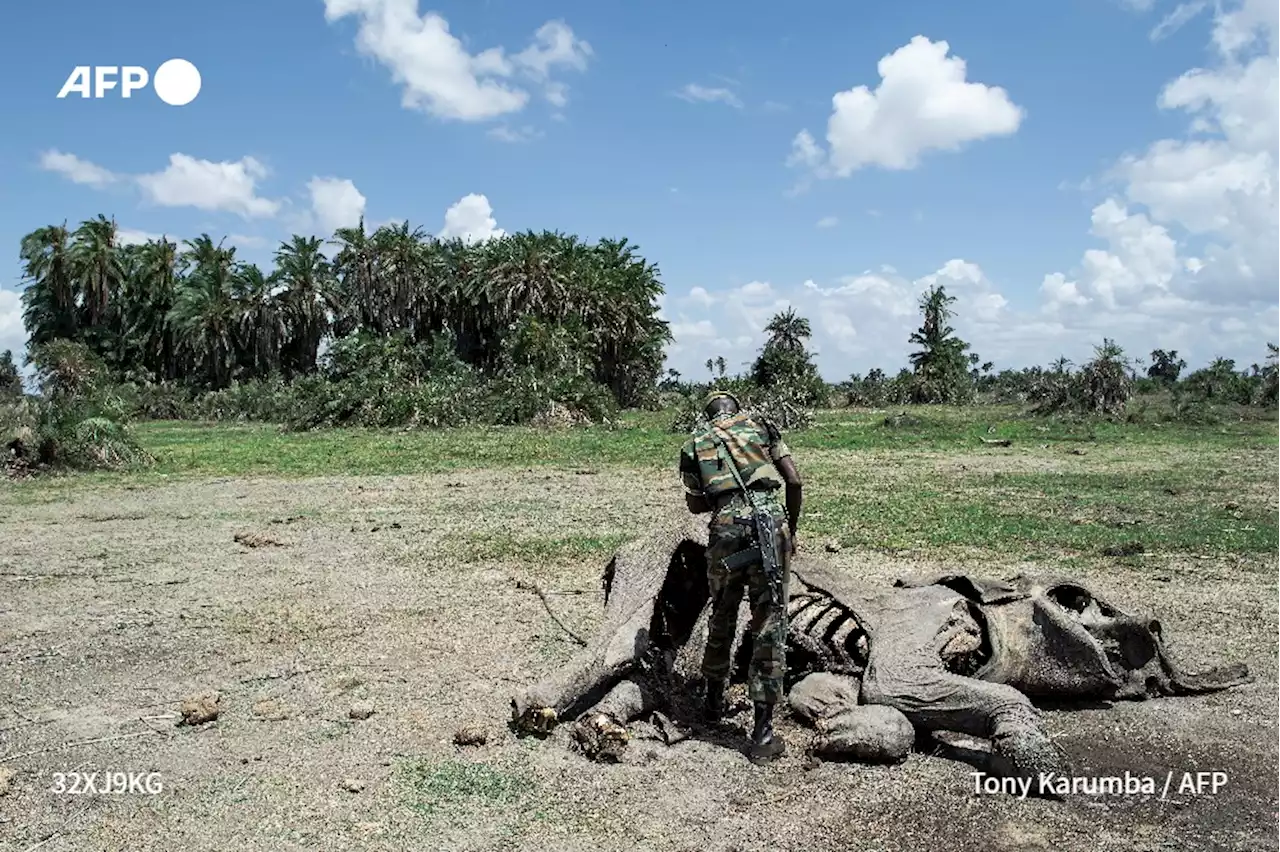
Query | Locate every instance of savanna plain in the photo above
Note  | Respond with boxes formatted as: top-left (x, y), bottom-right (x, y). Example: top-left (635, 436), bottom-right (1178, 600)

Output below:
top-left (1, 406), bottom-right (1276, 852)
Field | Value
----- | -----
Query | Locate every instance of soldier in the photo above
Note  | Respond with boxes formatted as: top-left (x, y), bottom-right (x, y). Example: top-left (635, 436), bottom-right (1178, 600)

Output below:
top-left (678, 390), bottom-right (804, 763)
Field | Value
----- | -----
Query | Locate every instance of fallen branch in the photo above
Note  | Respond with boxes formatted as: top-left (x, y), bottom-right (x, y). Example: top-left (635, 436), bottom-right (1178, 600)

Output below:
top-left (979, 437), bottom-right (1012, 447)
top-left (0, 730), bottom-right (156, 764)
top-left (513, 578), bottom-right (589, 647)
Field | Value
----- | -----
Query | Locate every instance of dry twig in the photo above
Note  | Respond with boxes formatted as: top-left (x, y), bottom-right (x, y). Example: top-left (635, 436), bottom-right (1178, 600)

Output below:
top-left (512, 577), bottom-right (589, 646)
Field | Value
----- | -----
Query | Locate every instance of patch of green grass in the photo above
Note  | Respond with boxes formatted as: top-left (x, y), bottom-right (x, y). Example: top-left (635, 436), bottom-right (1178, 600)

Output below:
top-left (5, 406), bottom-right (1274, 560)
top-left (399, 758), bottom-right (526, 808)
top-left (6, 405), bottom-right (1275, 487)
top-left (133, 420), bottom-right (680, 477)
top-left (395, 757), bottom-right (564, 836)
top-left (447, 532), bottom-right (629, 563)
top-left (800, 460), bottom-right (1277, 555)
top-left (798, 405), bottom-right (1277, 452)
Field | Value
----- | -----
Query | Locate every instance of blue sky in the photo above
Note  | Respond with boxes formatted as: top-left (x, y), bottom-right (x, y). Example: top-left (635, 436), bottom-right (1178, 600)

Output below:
top-left (1, 0), bottom-right (1276, 381)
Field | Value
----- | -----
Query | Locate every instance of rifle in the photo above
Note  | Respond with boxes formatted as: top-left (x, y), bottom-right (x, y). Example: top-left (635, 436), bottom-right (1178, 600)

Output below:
top-left (708, 426), bottom-right (786, 620)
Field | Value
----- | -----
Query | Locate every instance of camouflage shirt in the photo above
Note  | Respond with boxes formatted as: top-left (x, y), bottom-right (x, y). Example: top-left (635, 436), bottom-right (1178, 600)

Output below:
top-left (679, 412), bottom-right (791, 506)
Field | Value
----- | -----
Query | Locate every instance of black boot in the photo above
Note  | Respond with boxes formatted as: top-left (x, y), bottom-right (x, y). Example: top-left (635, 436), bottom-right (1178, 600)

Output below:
top-left (749, 701), bottom-right (785, 763)
top-left (702, 679), bottom-right (727, 722)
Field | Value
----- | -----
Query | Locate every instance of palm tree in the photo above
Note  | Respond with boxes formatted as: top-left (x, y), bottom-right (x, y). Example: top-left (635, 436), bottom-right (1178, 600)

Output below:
top-left (231, 263), bottom-right (286, 379)
top-left (123, 237), bottom-right (181, 380)
top-left (69, 215), bottom-right (125, 329)
top-left (274, 235), bottom-right (335, 376)
top-left (330, 218), bottom-right (380, 337)
top-left (764, 308), bottom-right (811, 353)
top-left (169, 235), bottom-right (239, 388)
top-left (19, 223), bottom-right (77, 347)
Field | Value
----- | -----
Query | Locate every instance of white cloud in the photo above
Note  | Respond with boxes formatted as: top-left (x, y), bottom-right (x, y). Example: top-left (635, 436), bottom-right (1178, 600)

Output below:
top-left (1046, 0), bottom-right (1278, 316)
top-left (687, 286), bottom-right (716, 307)
top-left (487, 124), bottom-right (543, 143)
top-left (116, 228), bottom-right (166, 246)
top-left (228, 233), bottom-right (272, 250)
top-left (39, 151), bottom-right (283, 221)
top-left (1151, 2), bottom-right (1209, 41)
top-left (323, 1), bottom-right (591, 121)
top-left (136, 154), bottom-right (281, 219)
top-left (38, 150), bottom-right (119, 187)
top-left (664, 247), bottom-right (1274, 383)
top-left (816, 216), bottom-right (839, 228)
top-left (675, 83), bottom-right (742, 108)
top-left (736, 281), bottom-right (775, 302)
top-left (437, 193), bottom-right (504, 243)
top-left (788, 36), bottom-right (1024, 177)
top-left (513, 20), bottom-right (593, 106)
top-left (0, 287), bottom-right (24, 364)
top-left (307, 176), bottom-right (367, 234)
top-left (665, 261), bottom-right (1011, 378)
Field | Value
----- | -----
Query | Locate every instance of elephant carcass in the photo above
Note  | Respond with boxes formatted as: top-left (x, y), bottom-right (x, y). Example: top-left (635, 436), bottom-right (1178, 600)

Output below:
top-left (511, 510), bottom-right (711, 739)
top-left (511, 516), bottom-right (1253, 777)
top-left (892, 574), bottom-right (1253, 700)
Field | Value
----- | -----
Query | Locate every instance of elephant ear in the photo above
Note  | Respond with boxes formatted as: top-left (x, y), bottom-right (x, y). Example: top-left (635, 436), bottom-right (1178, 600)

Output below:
top-left (894, 574), bottom-right (1026, 604)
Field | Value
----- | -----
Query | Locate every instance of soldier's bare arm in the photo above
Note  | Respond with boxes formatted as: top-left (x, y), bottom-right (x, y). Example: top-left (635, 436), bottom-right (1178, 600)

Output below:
top-left (764, 419), bottom-right (803, 544)
top-left (777, 455), bottom-right (803, 545)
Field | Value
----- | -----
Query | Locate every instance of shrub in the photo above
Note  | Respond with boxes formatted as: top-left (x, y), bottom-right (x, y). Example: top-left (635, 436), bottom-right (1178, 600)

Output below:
top-left (668, 382), bottom-right (814, 435)
top-left (1029, 340), bottom-right (1134, 418)
top-left (5, 341), bottom-right (152, 474)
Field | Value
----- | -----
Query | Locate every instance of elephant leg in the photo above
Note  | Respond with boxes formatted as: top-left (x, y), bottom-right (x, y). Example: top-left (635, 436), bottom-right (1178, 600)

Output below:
top-left (861, 659), bottom-right (1066, 779)
top-left (788, 673), bottom-right (915, 764)
top-left (572, 677), bottom-right (657, 763)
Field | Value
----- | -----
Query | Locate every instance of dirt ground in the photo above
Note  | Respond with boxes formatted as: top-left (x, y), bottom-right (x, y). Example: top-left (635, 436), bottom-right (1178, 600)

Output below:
top-left (1, 470), bottom-right (1276, 852)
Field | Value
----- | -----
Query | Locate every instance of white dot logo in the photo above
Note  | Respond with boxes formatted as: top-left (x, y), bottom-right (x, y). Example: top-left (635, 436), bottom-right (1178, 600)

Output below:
top-left (152, 58), bottom-right (201, 106)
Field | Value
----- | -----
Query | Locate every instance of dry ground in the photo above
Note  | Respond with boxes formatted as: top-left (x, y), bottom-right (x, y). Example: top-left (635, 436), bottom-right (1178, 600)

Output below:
top-left (0, 459), bottom-right (1276, 851)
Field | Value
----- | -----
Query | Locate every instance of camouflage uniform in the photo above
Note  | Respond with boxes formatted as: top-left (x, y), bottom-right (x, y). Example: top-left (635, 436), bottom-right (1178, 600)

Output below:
top-left (679, 407), bottom-right (793, 705)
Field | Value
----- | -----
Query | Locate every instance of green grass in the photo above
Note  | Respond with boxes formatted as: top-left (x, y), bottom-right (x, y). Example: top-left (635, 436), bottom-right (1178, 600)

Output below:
top-left (398, 758), bottom-right (528, 810)
top-left (395, 756), bottom-right (567, 836)
top-left (447, 532), bottom-right (630, 563)
top-left (6, 405), bottom-right (1276, 559)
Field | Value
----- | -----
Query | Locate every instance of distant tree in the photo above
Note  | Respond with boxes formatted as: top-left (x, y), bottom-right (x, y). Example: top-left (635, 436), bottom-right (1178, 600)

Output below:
top-left (715, 355), bottom-right (727, 377)
top-left (1147, 349), bottom-right (1186, 385)
top-left (0, 349), bottom-right (23, 396)
top-left (1076, 339), bottom-right (1134, 415)
top-left (1030, 339), bottom-right (1133, 417)
top-left (907, 284), bottom-right (973, 403)
top-left (705, 357), bottom-right (714, 377)
top-left (763, 308), bottom-right (811, 353)
top-left (752, 310), bottom-right (815, 385)
top-left (751, 309), bottom-right (824, 404)
top-left (1181, 357), bottom-right (1253, 404)
top-left (1259, 343), bottom-right (1279, 405)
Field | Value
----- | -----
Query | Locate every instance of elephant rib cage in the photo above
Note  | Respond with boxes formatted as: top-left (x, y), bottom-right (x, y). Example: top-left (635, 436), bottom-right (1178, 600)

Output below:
top-left (786, 581), bottom-right (868, 678)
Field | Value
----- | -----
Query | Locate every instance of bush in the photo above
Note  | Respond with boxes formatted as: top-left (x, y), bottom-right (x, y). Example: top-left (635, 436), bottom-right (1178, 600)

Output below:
top-left (668, 381), bottom-right (815, 435)
top-left (1029, 340), bottom-right (1134, 418)
top-left (4, 341), bottom-right (152, 474)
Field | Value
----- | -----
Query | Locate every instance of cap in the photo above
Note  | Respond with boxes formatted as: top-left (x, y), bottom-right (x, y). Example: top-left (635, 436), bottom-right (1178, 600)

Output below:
top-left (703, 389), bottom-right (740, 410)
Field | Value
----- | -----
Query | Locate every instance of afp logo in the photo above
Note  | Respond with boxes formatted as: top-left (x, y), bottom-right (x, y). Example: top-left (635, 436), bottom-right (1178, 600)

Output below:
top-left (57, 58), bottom-right (202, 106)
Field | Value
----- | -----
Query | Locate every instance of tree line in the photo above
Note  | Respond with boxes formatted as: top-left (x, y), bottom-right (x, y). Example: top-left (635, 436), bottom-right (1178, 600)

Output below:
top-left (14, 214), bottom-right (671, 409)
top-left (4, 214), bottom-right (1276, 431)
top-left (661, 283), bottom-right (1278, 418)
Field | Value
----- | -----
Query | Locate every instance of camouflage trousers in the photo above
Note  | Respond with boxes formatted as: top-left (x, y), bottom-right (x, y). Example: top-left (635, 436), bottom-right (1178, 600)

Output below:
top-left (700, 495), bottom-right (791, 705)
